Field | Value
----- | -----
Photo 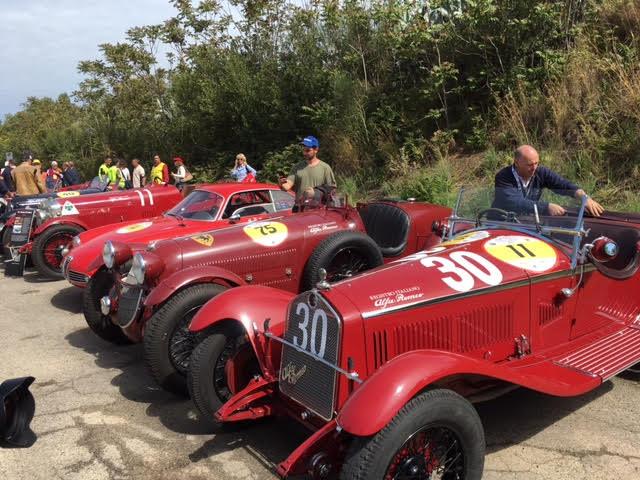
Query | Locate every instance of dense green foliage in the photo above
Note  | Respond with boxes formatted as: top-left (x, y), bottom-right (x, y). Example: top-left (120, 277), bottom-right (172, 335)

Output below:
top-left (0, 1), bottom-right (637, 208)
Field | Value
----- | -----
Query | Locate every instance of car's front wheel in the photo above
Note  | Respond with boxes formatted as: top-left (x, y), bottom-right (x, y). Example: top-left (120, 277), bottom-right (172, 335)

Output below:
top-left (188, 324), bottom-right (260, 428)
top-left (32, 224), bottom-right (83, 279)
top-left (340, 389), bottom-right (485, 480)
top-left (83, 270), bottom-right (132, 345)
top-left (143, 283), bottom-right (227, 396)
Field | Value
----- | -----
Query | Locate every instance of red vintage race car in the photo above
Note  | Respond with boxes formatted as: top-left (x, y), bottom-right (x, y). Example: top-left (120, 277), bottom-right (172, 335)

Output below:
top-left (62, 182), bottom-right (295, 288)
top-left (6, 184), bottom-right (182, 279)
top-left (1, 176), bottom-right (111, 254)
top-left (84, 190), bottom-right (451, 396)
top-left (186, 187), bottom-right (640, 479)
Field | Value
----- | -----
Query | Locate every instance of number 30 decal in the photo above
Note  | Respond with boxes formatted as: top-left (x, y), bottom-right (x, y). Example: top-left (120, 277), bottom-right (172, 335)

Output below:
top-left (292, 302), bottom-right (328, 359)
top-left (420, 252), bottom-right (503, 292)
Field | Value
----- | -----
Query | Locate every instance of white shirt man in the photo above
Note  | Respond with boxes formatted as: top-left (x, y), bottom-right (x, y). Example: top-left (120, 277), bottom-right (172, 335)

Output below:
top-left (131, 159), bottom-right (146, 188)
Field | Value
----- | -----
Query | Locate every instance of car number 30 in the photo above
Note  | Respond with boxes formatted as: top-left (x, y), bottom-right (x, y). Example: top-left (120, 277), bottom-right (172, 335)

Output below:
top-left (420, 251), bottom-right (503, 292)
top-left (292, 302), bottom-right (328, 359)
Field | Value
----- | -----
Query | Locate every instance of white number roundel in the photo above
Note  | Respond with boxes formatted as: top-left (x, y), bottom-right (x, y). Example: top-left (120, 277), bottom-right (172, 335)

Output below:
top-left (292, 301), bottom-right (328, 359)
top-left (420, 251), bottom-right (503, 292)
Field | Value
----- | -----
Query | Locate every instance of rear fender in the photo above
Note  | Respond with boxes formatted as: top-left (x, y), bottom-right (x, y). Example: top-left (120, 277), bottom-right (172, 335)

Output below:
top-left (337, 349), bottom-right (600, 437)
top-left (189, 285), bottom-right (295, 377)
top-left (33, 218), bottom-right (88, 236)
top-left (143, 266), bottom-right (246, 308)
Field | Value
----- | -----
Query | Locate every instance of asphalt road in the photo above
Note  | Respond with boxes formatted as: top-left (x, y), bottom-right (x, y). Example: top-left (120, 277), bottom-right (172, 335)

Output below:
top-left (0, 269), bottom-right (639, 479)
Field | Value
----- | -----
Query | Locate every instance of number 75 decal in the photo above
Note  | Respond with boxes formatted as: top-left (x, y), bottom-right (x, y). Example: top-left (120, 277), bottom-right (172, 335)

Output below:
top-left (420, 251), bottom-right (503, 293)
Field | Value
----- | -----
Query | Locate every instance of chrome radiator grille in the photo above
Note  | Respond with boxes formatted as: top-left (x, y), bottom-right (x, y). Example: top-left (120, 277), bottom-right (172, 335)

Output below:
top-left (279, 291), bottom-right (341, 421)
top-left (67, 270), bottom-right (89, 285)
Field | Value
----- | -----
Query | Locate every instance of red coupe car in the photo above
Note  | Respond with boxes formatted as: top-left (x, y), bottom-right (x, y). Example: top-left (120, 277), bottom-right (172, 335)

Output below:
top-left (62, 183), bottom-right (295, 288)
top-left (186, 187), bottom-right (640, 479)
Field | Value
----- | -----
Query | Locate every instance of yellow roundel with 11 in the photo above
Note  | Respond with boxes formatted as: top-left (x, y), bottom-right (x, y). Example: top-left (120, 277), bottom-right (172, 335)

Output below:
top-left (244, 221), bottom-right (288, 247)
top-left (116, 222), bottom-right (153, 234)
top-left (484, 235), bottom-right (557, 272)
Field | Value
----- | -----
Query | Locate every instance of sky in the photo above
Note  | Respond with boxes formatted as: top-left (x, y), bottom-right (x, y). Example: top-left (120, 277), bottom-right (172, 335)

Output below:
top-left (0, 0), bottom-right (180, 118)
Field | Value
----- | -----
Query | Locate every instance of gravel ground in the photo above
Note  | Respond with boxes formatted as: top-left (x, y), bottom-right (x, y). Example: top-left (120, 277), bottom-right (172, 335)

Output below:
top-left (0, 269), bottom-right (639, 479)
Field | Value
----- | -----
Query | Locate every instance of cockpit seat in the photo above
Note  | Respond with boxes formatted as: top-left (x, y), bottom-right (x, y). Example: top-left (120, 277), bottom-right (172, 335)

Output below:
top-left (360, 202), bottom-right (410, 257)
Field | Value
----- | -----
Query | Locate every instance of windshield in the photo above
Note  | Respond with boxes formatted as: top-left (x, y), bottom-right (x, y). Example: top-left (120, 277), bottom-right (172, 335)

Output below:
top-left (167, 190), bottom-right (224, 221)
top-left (449, 186), bottom-right (588, 265)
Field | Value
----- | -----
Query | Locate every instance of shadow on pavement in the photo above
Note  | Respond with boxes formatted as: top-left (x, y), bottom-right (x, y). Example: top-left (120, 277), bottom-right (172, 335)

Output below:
top-left (64, 326), bottom-right (309, 476)
top-left (22, 269), bottom-right (63, 284)
top-left (50, 285), bottom-right (84, 314)
top-left (479, 382), bottom-right (612, 454)
top-left (188, 417), bottom-right (308, 473)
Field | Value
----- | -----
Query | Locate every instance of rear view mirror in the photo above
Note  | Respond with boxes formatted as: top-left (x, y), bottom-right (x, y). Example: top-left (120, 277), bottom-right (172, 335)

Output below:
top-left (0, 376), bottom-right (36, 447)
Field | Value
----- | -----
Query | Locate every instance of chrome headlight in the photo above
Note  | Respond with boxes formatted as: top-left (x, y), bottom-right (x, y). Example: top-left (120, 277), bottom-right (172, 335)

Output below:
top-left (102, 241), bottom-right (116, 268)
top-left (72, 236), bottom-right (81, 247)
top-left (49, 202), bottom-right (62, 217)
top-left (130, 253), bottom-right (146, 285)
top-left (36, 209), bottom-right (50, 222)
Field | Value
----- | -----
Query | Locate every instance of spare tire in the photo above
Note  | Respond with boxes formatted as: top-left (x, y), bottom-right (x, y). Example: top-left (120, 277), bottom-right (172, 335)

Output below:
top-left (302, 230), bottom-right (383, 291)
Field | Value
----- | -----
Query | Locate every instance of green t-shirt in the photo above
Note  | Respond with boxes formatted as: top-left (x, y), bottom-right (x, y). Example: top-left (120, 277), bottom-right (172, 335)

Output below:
top-left (287, 159), bottom-right (336, 200)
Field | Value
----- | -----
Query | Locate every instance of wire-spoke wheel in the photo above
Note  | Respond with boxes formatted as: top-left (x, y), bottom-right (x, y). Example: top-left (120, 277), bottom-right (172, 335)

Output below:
top-left (144, 283), bottom-right (227, 396)
top-left (188, 325), bottom-right (260, 428)
top-left (32, 224), bottom-right (83, 279)
top-left (169, 305), bottom-right (202, 375)
top-left (302, 231), bottom-right (383, 290)
top-left (326, 246), bottom-right (370, 282)
top-left (385, 426), bottom-right (464, 479)
top-left (340, 389), bottom-right (484, 480)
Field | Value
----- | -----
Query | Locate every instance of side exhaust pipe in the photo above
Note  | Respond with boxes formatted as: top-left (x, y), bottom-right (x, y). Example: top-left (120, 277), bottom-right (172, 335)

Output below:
top-left (0, 376), bottom-right (36, 447)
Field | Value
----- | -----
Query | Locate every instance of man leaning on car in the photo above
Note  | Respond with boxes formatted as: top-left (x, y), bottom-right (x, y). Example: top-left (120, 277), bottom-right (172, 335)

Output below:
top-left (493, 145), bottom-right (604, 217)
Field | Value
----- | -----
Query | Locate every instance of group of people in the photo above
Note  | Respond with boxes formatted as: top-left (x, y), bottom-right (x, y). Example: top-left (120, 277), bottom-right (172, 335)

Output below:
top-left (97, 155), bottom-right (190, 190)
top-left (1, 137), bottom-right (605, 218)
top-left (0, 155), bottom-right (84, 197)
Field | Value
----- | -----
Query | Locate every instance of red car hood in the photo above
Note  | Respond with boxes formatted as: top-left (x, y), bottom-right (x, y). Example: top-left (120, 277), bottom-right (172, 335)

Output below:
top-left (66, 215), bottom-right (240, 278)
top-left (324, 229), bottom-right (573, 319)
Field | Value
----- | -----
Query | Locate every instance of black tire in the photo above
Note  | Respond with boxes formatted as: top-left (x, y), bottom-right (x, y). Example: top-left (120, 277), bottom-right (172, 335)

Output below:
top-left (302, 231), bottom-right (383, 291)
top-left (188, 324), bottom-right (260, 428)
top-left (32, 224), bottom-right (83, 279)
top-left (144, 283), bottom-right (227, 396)
top-left (83, 270), bottom-right (132, 345)
top-left (340, 389), bottom-right (485, 480)
top-left (627, 362), bottom-right (640, 374)
top-left (2, 227), bottom-right (12, 258)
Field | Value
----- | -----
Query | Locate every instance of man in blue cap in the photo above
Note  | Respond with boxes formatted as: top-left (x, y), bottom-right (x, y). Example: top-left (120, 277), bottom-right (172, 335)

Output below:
top-left (280, 135), bottom-right (336, 200)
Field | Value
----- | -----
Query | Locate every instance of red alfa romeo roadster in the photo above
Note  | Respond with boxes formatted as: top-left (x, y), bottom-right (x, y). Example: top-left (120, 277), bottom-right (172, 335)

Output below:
top-left (186, 187), bottom-right (640, 479)
top-left (84, 190), bottom-right (450, 396)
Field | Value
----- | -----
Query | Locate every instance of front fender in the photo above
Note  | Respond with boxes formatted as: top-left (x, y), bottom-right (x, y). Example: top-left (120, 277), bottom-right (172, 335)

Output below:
top-left (336, 349), bottom-right (601, 437)
top-left (143, 266), bottom-right (246, 308)
top-left (189, 286), bottom-right (295, 377)
top-left (33, 218), bottom-right (88, 236)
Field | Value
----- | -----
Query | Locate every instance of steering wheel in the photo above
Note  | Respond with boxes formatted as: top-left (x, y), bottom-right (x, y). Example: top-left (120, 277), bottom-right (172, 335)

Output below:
top-left (476, 208), bottom-right (521, 224)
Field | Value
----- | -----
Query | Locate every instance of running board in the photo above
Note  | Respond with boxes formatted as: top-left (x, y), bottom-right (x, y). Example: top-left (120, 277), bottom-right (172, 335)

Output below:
top-left (553, 327), bottom-right (640, 381)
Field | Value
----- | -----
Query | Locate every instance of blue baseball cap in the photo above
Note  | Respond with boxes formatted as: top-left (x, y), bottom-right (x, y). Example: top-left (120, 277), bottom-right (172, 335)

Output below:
top-left (300, 136), bottom-right (319, 148)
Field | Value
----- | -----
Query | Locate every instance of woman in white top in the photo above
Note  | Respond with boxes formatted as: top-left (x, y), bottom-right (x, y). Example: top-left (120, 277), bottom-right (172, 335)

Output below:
top-left (171, 156), bottom-right (187, 190)
top-left (117, 159), bottom-right (131, 188)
